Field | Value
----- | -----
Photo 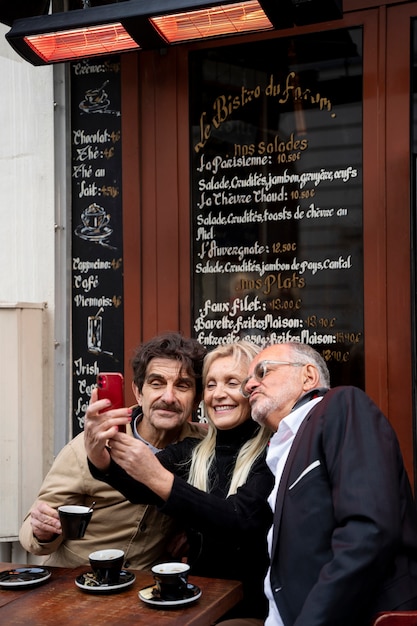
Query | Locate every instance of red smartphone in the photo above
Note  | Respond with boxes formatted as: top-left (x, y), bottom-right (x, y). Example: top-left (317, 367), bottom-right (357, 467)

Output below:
top-left (96, 372), bottom-right (125, 430)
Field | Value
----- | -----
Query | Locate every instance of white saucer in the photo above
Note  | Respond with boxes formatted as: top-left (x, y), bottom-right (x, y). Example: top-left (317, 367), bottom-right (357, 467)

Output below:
top-left (0, 567), bottom-right (51, 588)
top-left (75, 570), bottom-right (135, 593)
top-left (138, 583), bottom-right (202, 607)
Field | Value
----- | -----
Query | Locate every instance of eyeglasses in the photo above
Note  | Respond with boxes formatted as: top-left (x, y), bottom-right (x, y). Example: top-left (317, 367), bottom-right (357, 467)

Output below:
top-left (240, 360), bottom-right (305, 398)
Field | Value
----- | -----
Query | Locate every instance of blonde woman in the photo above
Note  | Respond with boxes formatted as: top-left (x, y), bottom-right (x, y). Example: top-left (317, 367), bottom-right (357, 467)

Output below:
top-left (188, 340), bottom-right (272, 495)
top-left (87, 340), bottom-right (273, 619)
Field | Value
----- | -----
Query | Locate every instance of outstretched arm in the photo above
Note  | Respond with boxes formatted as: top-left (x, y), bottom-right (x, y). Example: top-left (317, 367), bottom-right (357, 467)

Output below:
top-left (99, 434), bottom-right (175, 500)
top-left (89, 442), bottom-right (273, 534)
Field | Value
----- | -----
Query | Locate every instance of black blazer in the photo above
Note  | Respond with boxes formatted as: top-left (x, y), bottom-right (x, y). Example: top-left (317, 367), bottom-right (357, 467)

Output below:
top-left (269, 386), bottom-right (417, 626)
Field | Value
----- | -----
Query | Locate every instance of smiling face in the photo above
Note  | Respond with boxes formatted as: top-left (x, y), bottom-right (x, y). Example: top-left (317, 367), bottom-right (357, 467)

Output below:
top-left (203, 355), bottom-right (251, 430)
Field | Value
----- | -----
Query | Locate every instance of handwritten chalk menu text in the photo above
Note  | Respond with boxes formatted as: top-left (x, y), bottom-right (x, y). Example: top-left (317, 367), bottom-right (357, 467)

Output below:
top-left (190, 29), bottom-right (364, 387)
top-left (71, 56), bottom-right (124, 435)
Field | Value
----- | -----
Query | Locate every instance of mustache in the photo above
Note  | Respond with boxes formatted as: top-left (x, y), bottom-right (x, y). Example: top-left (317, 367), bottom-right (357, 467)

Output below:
top-left (153, 401), bottom-right (182, 413)
top-left (249, 391), bottom-right (263, 402)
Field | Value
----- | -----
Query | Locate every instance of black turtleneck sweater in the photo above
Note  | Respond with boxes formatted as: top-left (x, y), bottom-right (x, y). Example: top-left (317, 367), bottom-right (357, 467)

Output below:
top-left (89, 419), bottom-right (273, 618)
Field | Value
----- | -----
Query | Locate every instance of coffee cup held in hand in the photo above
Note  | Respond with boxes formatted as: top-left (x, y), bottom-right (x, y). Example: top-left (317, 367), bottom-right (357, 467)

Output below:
top-left (89, 549), bottom-right (124, 585)
top-left (58, 505), bottom-right (93, 540)
top-left (151, 562), bottom-right (190, 600)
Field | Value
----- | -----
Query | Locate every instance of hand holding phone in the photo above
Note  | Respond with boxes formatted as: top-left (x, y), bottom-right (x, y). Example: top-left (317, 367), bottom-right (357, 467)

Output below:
top-left (96, 372), bottom-right (126, 431)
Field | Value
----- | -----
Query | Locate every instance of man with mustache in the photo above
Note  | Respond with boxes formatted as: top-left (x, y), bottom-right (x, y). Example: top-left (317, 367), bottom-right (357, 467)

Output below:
top-left (19, 332), bottom-right (206, 569)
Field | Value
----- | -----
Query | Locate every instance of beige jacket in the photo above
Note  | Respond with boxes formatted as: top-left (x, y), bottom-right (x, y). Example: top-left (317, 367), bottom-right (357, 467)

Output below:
top-left (19, 420), bottom-right (205, 569)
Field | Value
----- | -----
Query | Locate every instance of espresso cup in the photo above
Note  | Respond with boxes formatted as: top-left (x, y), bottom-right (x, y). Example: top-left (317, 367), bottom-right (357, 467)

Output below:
top-left (89, 549), bottom-right (124, 585)
top-left (58, 505), bottom-right (92, 540)
top-left (151, 562), bottom-right (190, 600)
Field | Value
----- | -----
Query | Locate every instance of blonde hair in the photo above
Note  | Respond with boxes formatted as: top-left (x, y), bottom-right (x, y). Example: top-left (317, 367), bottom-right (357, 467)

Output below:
top-left (187, 341), bottom-right (271, 496)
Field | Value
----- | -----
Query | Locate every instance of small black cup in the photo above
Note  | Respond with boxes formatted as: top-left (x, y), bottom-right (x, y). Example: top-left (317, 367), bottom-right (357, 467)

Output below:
top-left (58, 505), bottom-right (92, 540)
top-left (151, 562), bottom-right (190, 600)
top-left (89, 549), bottom-right (124, 585)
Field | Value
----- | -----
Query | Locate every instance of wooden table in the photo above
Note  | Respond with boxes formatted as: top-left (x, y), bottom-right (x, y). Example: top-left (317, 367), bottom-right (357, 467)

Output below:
top-left (0, 562), bottom-right (243, 625)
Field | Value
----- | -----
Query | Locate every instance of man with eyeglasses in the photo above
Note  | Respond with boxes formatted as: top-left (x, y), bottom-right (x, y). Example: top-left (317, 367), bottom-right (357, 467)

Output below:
top-left (219, 341), bottom-right (417, 626)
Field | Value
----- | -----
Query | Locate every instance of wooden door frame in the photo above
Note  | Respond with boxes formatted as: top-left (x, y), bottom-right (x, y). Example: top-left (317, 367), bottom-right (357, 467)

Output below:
top-left (385, 1), bottom-right (417, 487)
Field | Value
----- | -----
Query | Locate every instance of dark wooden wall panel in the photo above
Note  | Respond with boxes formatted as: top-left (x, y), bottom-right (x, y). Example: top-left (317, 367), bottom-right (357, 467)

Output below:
top-left (386, 3), bottom-right (416, 481)
top-left (122, 52), bottom-right (141, 405)
top-left (360, 9), bottom-right (389, 411)
top-left (138, 51), bottom-right (159, 340)
top-left (138, 50), bottom-right (183, 337)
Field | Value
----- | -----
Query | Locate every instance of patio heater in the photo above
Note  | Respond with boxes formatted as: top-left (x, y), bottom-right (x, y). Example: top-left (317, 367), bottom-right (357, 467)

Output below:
top-left (1, 0), bottom-right (343, 66)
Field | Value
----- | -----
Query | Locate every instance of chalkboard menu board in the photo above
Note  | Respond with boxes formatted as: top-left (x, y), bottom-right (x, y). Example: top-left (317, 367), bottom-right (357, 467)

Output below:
top-left (190, 28), bottom-right (364, 388)
top-left (71, 56), bottom-right (124, 436)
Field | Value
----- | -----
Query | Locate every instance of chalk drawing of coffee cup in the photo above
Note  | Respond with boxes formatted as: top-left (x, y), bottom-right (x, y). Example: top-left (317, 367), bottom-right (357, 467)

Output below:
top-left (75, 203), bottom-right (115, 249)
top-left (79, 81), bottom-right (110, 113)
top-left (81, 203), bottom-right (110, 231)
top-left (85, 87), bottom-right (107, 105)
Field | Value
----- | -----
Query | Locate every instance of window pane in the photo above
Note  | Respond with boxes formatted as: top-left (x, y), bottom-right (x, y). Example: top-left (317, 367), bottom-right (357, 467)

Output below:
top-left (190, 29), bottom-right (364, 388)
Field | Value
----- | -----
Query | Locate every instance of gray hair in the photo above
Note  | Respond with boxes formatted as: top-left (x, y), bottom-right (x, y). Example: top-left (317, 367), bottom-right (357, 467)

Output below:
top-left (273, 341), bottom-right (331, 388)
